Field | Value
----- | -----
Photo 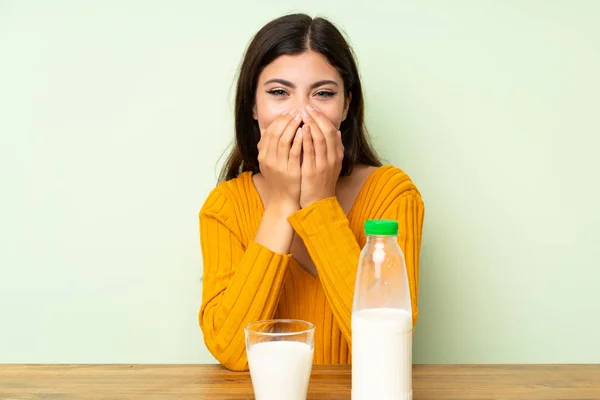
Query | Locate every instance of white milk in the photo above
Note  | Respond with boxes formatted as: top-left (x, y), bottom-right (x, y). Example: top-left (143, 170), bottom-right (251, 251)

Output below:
top-left (352, 308), bottom-right (413, 400)
top-left (247, 341), bottom-right (314, 400)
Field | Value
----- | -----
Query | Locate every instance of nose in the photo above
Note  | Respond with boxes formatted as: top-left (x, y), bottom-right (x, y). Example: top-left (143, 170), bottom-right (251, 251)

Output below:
top-left (291, 97), bottom-right (311, 114)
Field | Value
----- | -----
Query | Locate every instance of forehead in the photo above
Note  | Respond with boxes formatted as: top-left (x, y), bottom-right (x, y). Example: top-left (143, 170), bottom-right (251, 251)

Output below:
top-left (258, 50), bottom-right (343, 84)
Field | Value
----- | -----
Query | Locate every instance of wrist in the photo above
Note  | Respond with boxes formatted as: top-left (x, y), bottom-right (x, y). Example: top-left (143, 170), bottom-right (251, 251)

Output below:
top-left (264, 199), bottom-right (300, 217)
top-left (300, 192), bottom-right (335, 209)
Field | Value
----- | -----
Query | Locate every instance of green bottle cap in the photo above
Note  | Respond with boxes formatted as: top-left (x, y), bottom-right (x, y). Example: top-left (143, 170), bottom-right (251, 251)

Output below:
top-left (364, 219), bottom-right (399, 236)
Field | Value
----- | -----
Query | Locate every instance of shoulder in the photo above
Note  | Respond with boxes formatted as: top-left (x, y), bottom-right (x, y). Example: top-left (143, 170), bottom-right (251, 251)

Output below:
top-left (199, 172), bottom-right (255, 223)
top-left (366, 165), bottom-right (423, 203)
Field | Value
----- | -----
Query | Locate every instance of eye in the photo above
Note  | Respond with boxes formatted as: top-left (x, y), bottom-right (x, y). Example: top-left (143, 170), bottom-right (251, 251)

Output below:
top-left (267, 89), bottom-right (289, 97)
top-left (315, 91), bottom-right (337, 98)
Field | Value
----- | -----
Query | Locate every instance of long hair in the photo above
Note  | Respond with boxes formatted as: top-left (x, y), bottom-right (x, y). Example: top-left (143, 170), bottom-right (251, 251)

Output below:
top-left (219, 14), bottom-right (381, 182)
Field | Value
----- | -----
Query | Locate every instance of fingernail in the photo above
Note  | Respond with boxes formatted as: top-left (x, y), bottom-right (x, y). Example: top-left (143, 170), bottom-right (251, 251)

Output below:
top-left (289, 109), bottom-right (297, 116)
top-left (301, 109), bottom-right (309, 118)
top-left (297, 127), bottom-right (302, 138)
top-left (306, 105), bottom-right (314, 112)
top-left (294, 112), bottom-right (301, 121)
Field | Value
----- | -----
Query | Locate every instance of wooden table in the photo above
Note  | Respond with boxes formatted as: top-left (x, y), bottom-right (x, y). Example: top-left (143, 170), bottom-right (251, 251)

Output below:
top-left (1, 364), bottom-right (599, 399)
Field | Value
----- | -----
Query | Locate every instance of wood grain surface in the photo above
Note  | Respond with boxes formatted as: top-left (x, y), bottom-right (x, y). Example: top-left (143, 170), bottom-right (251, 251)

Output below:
top-left (1, 364), bottom-right (599, 399)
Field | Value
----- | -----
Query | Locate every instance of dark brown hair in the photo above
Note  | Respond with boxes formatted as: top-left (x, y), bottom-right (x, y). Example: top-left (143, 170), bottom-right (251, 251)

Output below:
top-left (219, 13), bottom-right (382, 181)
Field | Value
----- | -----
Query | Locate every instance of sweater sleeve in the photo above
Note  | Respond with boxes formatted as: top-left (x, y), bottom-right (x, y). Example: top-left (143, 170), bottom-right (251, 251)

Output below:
top-left (287, 189), bottom-right (424, 345)
top-left (198, 187), bottom-right (291, 371)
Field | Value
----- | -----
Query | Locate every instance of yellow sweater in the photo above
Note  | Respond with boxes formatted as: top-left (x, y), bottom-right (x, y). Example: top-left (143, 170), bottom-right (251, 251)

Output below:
top-left (199, 165), bottom-right (424, 371)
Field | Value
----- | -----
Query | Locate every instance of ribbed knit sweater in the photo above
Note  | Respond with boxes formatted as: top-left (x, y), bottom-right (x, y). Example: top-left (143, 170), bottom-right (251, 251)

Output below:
top-left (199, 165), bottom-right (424, 371)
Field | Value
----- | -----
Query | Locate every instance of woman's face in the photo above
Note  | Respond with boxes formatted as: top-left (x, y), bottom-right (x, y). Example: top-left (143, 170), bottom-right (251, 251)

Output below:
top-left (253, 50), bottom-right (350, 132)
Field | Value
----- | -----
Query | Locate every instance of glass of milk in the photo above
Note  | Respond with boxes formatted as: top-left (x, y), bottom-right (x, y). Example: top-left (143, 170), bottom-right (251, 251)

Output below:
top-left (245, 319), bottom-right (314, 400)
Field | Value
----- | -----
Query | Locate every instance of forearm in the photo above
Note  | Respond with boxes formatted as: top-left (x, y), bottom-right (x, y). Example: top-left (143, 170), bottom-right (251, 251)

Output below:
top-left (254, 201), bottom-right (300, 254)
top-left (288, 197), bottom-right (361, 343)
top-left (200, 239), bottom-right (290, 371)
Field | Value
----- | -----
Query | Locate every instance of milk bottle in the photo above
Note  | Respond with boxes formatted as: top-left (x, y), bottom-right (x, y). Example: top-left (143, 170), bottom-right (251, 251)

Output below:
top-left (352, 219), bottom-right (413, 400)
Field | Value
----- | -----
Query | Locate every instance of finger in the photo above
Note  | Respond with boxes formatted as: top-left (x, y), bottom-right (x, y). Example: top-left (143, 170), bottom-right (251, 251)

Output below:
top-left (306, 105), bottom-right (338, 137)
top-left (268, 109), bottom-right (297, 132)
top-left (265, 110), bottom-right (297, 159)
top-left (306, 105), bottom-right (339, 163)
top-left (278, 111), bottom-right (302, 162)
top-left (301, 108), bottom-right (326, 166)
top-left (288, 127), bottom-right (303, 170)
top-left (302, 124), bottom-right (316, 170)
top-left (337, 130), bottom-right (344, 158)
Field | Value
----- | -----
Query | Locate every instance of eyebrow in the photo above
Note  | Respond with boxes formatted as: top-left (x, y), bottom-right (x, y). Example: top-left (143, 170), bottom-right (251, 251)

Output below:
top-left (263, 79), bottom-right (339, 89)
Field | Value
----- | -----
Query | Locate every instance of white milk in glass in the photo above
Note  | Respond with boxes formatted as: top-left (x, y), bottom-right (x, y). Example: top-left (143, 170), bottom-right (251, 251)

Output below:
top-left (352, 308), bottom-right (412, 400)
top-left (247, 341), bottom-right (314, 400)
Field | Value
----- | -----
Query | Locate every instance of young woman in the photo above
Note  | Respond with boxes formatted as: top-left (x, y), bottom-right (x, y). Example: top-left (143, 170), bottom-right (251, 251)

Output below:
top-left (199, 13), bottom-right (425, 371)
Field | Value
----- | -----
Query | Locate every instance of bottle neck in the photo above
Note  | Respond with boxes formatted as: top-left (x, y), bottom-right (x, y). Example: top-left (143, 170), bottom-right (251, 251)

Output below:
top-left (366, 235), bottom-right (398, 244)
